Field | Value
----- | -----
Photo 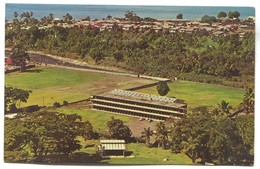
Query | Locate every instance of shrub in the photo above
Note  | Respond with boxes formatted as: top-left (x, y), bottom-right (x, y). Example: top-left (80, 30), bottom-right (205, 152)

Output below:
top-left (9, 104), bottom-right (17, 113)
top-left (53, 102), bottom-right (61, 108)
top-left (25, 105), bottom-right (40, 112)
top-left (63, 100), bottom-right (69, 106)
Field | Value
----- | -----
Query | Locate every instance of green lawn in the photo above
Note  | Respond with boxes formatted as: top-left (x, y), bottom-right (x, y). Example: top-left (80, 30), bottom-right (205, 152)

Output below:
top-left (5, 66), bottom-right (154, 107)
top-left (77, 139), bottom-right (192, 165)
top-left (56, 107), bottom-right (134, 132)
top-left (138, 80), bottom-right (245, 109)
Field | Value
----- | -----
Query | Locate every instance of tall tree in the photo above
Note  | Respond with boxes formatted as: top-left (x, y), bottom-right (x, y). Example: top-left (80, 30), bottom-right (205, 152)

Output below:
top-left (5, 111), bottom-right (83, 161)
top-left (217, 11), bottom-right (227, 18)
top-left (241, 87), bottom-right (254, 114)
top-left (228, 11), bottom-right (240, 19)
top-left (107, 117), bottom-right (132, 142)
top-left (141, 127), bottom-right (153, 147)
top-left (13, 11), bottom-right (19, 19)
top-left (217, 100), bottom-right (232, 115)
top-left (176, 13), bottom-right (183, 19)
top-left (155, 122), bottom-right (168, 149)
top-left (10, 45), bottom-right (30, 72)
top-left (156, 81), bottom-right (170, 96)
top-left (5, 86), bottom-right (31, 113)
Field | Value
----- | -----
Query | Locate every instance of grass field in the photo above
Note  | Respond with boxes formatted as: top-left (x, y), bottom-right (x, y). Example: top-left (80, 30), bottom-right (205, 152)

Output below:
top-left (77, 139), bottom-right (192, 165)
top-left (56, 106), bottom-right (134, 132)
top-left (5, 66), bottom-right (154, 107)
top-left (137, 80), bottom-right (245, 109)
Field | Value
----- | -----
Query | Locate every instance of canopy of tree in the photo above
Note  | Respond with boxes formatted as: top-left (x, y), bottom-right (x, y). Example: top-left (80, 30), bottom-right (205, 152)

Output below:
top-left (176, 14), bottom-right (183, 19)
top-left (4, 111), bottom-right (91, 162)
top-left (217, 11), bottom-right (227, 18)
top-left (5, 86), bottom-right (31, 113)
top-left (201, 15), bottom-right (217, 24)
top-left (170, 107), bottom-right (253, 165)
top-left (10, 45), bottom-right (30, 72)
top-left (107, 117), bottom-right (132, 142)
top-left (228, 11), bottom-right (241, 19)
top-left (156, 81), bottom-right (170, 96)
top-left (5, 14), bottom-right (254, 88)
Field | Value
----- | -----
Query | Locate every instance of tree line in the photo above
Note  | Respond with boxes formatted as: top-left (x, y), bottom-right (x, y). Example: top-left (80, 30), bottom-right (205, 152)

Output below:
top-left (5, 23), bottom-right (254, 88)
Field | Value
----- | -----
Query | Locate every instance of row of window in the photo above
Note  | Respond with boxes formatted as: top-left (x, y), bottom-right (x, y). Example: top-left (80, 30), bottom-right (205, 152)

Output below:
top-left (93, 95), bottom-right (187, 113)
top-left (93, 105), bottom-right (168, 120)
top-left (93, 100), bottom-right (185, 117)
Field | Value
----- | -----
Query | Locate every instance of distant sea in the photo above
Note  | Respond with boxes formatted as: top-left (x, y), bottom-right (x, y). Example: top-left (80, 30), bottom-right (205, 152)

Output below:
top-left (5, 4), bottom-right (255, 21)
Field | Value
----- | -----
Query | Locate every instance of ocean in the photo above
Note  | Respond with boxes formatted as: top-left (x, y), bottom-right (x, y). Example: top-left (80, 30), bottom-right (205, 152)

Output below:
top-left (5, 4), bottom-right (255, 21)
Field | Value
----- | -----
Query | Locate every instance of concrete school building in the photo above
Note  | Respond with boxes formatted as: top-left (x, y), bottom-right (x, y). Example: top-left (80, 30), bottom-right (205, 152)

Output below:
top-left (91, 89), bottom-right (187, 121)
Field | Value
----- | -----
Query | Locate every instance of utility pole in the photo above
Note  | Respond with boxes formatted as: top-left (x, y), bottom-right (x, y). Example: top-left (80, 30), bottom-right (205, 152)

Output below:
top-left (43, 96), bottom-right (44, 106)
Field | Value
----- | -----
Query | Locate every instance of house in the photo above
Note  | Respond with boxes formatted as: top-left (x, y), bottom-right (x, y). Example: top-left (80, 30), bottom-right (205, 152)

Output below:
top-left (5, 57), bottom-right (13, 65)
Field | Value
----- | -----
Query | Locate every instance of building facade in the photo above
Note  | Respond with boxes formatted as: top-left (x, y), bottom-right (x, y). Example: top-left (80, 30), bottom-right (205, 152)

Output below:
top-left (91, 89), bottom-right (187, 121)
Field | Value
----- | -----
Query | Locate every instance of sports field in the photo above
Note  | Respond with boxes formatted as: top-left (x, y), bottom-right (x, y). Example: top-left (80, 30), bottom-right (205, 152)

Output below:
top-left (137, 80), bottom-right (245, 109)
top-left (5, 66), bottom-right (155, 107)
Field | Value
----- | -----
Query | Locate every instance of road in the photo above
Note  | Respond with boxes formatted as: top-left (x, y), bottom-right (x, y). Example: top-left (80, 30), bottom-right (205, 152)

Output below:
top-left (27, 51), bottom-right (170, 82)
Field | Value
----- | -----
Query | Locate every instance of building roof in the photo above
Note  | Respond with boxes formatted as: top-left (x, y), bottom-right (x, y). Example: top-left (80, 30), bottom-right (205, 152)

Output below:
top-left (96, 89), bottom-right (186, 109)
top-left (100, 140), bottom-right (125, 144)
top-left (100, 140), bottom-right (126, 150)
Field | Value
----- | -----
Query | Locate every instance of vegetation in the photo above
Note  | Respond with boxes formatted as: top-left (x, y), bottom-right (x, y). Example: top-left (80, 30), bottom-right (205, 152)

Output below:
top-left (170, 107), bottom-right (253, 165)
top-left (156, 81), bottom-right (170, 96)
top-left (201, 15), bottom-right (217, 24)
top-left (10, 45), bottom-right (30, 72)
top-left (5, 14), bottom-right (255, 88)
top-left (4, 111), bottom-right (86, 162)
top-left (217, 11), bottom-right (227, 18)
top-left (106, 117), bottom-right (132, 141)
top-left (217, 100), bottom-right (232, 115)
top-left (235, 114), bottom-right (254, 155)
top-left (5, 86), bottom-right (31, 113)
top-left (138, 80), bottom-right (244, 108)
top-left (102, 143), bottom-right (192, 164)
top-left (176, 13), bottom-right (183, 19)
top-left (155, 122), bottom-right (169, 149)
top-left (241, 87), bottom-right (254, 114)
top-left (5, 67), bottom-right (155, 107)
top-left (141, 127), bottom-right (154, 147)
top-left (57, 107), bottom-right (134, 132)
top-left (4, 10), bottom-right (254, 165)
top-left (228, 11), bottom-right (241, 19)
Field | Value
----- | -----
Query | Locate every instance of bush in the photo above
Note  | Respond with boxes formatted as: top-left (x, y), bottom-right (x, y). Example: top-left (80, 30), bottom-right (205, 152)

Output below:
top-left (63, 100), bottom-right (69, 106)
top-left (53, 102), bottom-right (61, 108)
top-left (25, 105), bottom-right (40, 112)
top-left (9, 104), bottom-right (17, 113)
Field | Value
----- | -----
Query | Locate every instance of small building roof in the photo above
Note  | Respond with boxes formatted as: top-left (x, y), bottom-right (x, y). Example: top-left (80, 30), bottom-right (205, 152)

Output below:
top-left (100, 140), bottom-right (126, 150)
top-left (100, 140), bottom-right (125, 144)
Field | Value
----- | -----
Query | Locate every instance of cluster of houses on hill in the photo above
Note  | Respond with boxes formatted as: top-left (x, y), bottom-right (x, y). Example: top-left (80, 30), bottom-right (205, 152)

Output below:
top-left (6, 16), bottom-right (255, 37)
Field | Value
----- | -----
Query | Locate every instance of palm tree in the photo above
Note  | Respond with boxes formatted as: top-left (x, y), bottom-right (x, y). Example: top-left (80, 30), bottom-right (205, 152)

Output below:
top-left (217, 100), bottom-right (232, 115)
top-left (13, 11), bottom-right (18, 19)
top-left (242, 88), bottom-right (254, 114)
top-left (48, 13), bottom-right (54, 21)
top-left (10, 45), bottom-right (30, 72)
top-left (141, 127), bottom-right (153, 147)
top-left (155, 122), bottom-right (168, 149)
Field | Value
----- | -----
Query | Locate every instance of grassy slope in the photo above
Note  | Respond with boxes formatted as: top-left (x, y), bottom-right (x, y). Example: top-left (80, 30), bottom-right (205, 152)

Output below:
top-left (138, 80), bottom-right (244, 108)
top-left (5, 66), bottom-right (154, 107)
top-left (104, 143), bottom-right (192, 165)
top-left (57, 107), bottom-right (133, 132)
top-left (77, 139), bottom-right (192, 165)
